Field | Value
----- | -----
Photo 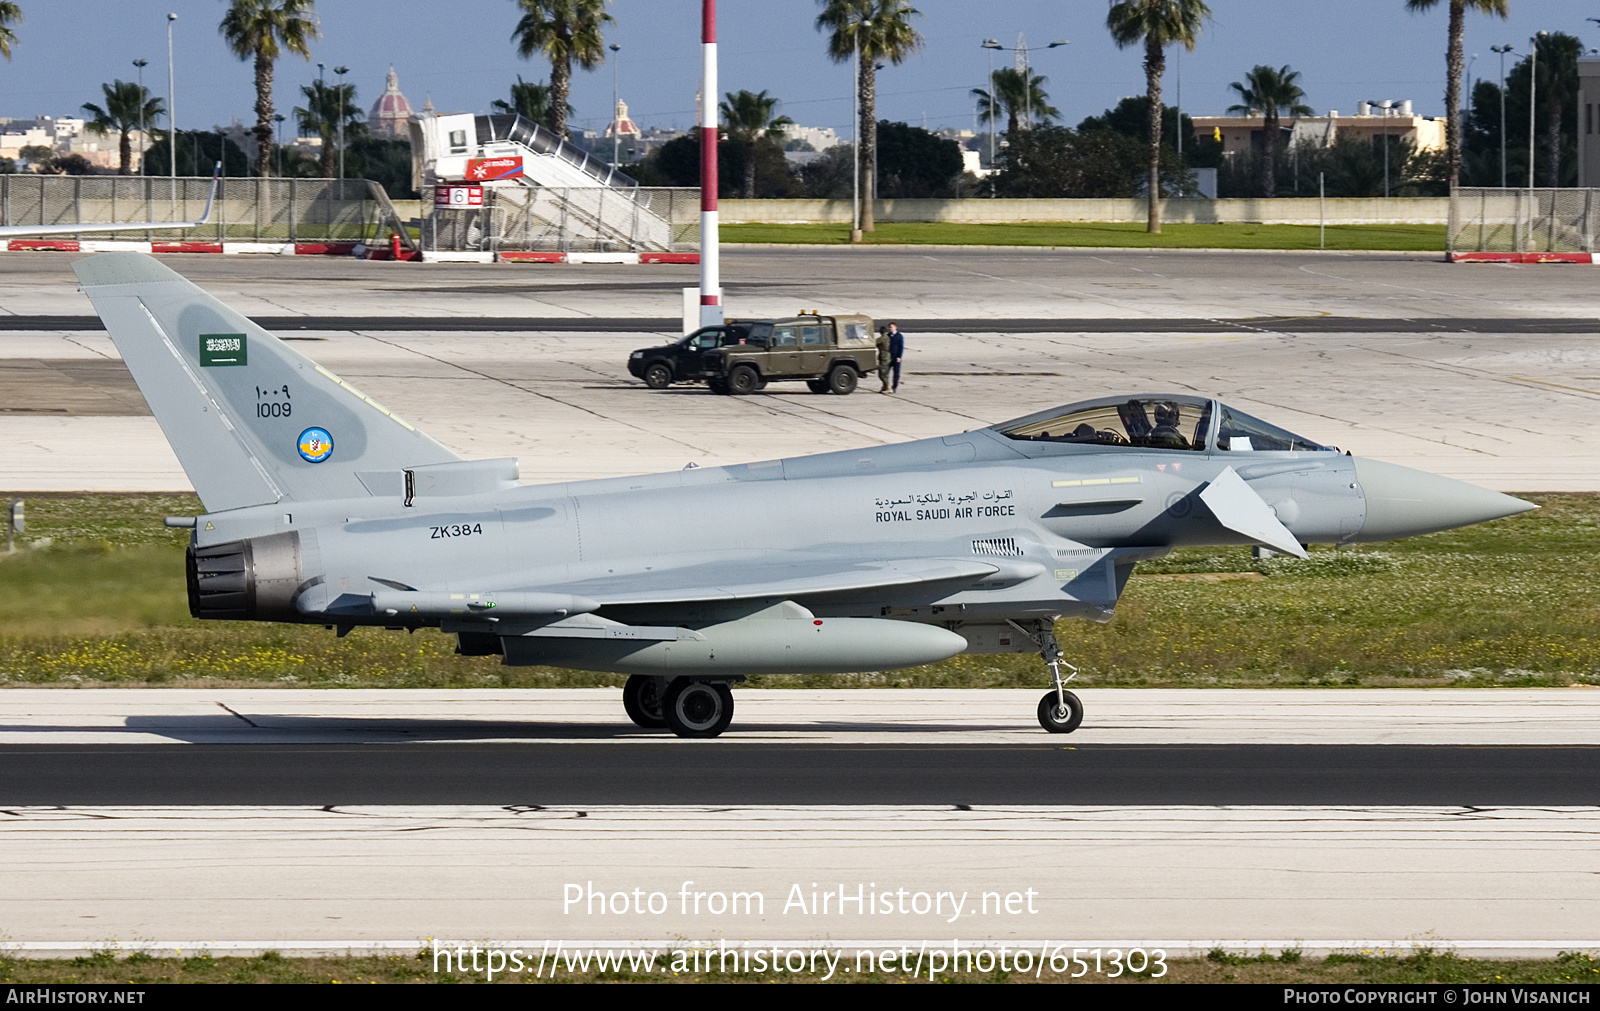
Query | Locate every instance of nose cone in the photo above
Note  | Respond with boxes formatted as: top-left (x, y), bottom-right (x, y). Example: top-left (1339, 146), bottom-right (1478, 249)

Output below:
top-left (1353, 458), bottom-right (1536, 542)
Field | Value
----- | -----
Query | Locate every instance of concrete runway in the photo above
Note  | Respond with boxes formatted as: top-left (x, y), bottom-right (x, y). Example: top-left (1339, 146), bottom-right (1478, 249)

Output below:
top-left (4, 249), bottom-right (1600, 491)
top-left (3, 804), bottom-right (1596, 958)
top-left (3, 688), bottom-right (1598, 747)
top-left (1, 691), bottom-right (1595, 951)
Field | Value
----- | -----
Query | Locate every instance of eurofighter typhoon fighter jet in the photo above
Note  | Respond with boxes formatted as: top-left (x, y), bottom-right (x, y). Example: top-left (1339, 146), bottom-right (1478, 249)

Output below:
top-left (74, 253), bottom-right (1535, 738)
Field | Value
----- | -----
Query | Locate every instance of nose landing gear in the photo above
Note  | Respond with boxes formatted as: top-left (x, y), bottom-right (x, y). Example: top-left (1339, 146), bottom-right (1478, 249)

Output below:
top-left (1009, 619), bottom-right (1084, 734)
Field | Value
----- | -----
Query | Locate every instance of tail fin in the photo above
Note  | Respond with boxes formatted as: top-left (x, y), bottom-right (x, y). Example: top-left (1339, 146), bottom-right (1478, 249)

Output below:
top-left (74, 252), bottom-right (459, 511)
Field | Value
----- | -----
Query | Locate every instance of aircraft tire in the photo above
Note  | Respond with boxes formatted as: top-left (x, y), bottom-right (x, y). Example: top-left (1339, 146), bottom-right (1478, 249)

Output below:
top-left (663, 679), bottom-right (735, 738)
top-left (827, 365), bottom-right (858, 395)
top-left (622, 674), bottom-right (668, 729)
top-left (708, 378), bottom-right (730, 395)
top-left (727, 365), bottom-right (760, 396)
top-left (1036, 690), bottom-right (1083, 734)
top-left (643, 362), bottom-right (673, 390)
top-left (807, 379), bottom-right (830, 394)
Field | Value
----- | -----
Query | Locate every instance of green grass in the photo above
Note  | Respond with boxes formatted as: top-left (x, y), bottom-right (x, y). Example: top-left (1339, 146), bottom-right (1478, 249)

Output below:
top-left (720, 221), bottom-right (1447, 251)
top-left (0, 948), bottom-right (1594, 984)
top-left (0, 492), bottom-right (1592, 689)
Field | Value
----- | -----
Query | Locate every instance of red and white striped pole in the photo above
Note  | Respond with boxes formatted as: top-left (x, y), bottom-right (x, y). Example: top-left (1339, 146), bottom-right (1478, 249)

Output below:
top-left (698, 0), bottom-right (723, 326)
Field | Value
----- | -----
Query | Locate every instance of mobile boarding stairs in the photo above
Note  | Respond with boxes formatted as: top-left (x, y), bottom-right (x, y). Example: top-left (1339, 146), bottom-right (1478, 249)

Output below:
top-left (411, 112), bottom-right (681, 255)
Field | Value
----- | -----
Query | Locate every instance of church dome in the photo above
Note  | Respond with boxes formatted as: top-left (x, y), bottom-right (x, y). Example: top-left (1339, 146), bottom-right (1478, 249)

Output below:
top-left (370, 68), bottom-right (414, 138)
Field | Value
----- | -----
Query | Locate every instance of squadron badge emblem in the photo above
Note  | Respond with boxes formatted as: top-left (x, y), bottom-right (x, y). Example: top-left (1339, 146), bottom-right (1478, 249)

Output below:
top-left (297, 427), bottom-right (334, 463)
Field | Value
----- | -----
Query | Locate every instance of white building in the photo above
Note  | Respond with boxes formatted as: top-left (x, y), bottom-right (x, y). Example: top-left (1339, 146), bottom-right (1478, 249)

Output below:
top-left (1578, 57), bottom-right (1600, 187)
top-left (1191, 101), bottom-right (1446, 156)
top-left (785, 125), bottom-right (841, 151)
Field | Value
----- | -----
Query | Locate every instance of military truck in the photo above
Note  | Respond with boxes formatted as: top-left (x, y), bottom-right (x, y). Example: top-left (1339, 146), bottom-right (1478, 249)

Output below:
top-left (628, 312), bottom-right (878, 395)
top-left (714, 312), bottom-right (878, 395)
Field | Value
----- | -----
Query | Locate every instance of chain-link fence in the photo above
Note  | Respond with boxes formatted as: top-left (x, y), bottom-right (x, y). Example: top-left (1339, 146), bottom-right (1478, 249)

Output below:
top-left (0, 174), bottom-right (414, 246)
top-left (422, 186), bottom-right (698, 254)
top-left (1450, 188), bottom-right (1600, 254)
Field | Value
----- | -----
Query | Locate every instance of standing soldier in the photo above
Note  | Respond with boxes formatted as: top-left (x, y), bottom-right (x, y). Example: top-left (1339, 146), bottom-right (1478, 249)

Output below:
top-left (875, 325), bottom-right (892, 393)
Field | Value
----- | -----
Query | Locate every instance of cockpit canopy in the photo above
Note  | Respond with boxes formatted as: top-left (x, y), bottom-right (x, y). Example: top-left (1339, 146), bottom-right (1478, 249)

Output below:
top-left (994, 394), bottom-right (1333, 453)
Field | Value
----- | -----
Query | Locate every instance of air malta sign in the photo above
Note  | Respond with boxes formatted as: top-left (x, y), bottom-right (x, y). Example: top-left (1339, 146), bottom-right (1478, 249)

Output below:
top-left (464, 157), bottom-right (524, 182)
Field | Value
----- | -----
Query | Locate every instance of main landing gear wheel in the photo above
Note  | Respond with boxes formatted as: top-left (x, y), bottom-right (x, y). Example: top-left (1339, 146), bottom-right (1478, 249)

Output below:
top-left (662, 679), bottom-right (734, 738)
top-left (643, 363), bottom-right (672, 390)
top-left (1037, 689), bottom-right (1083, 734)
top-left (622, 674), bottom-right (667, 729)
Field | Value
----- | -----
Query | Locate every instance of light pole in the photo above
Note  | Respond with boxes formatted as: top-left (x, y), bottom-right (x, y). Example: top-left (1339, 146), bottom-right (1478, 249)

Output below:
top-left (273, 113), bottom-right (285, 177)
top-left (609, 43), bottom-right (621, 165)
top-left (1527, 38), bottom-right (1538, 191)
top-left (979, 37), bottom-right (1068, 132)
top-left (1175, 44), bottom-right (1182, 163)
top-left (853, 20), bottom-right (868, 241)
top-left (334, 65), bottom-right (349, 186)
top-left (316, 63), bottom-right (326, 177)
top-left (982, 39), bottom-right (998, 189)
top-left (1366, 99), bottom-right (1398, 197)
top-left (133, 59), bottom-right (148, 177)
top-left (1491, 44), bottom-right (1513, 188)
top-left (1465, 53), bottom-right (1478, 126)
top-left (166, 13), bottom-right (177, 213)
top-left (1529, 32), bottom-right (1546, 193)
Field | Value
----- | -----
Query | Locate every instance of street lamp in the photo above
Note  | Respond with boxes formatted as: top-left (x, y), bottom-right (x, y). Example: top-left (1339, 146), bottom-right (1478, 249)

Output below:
top-left (981, 39), bottom-right (999, 187)
top-left (609, 43), bottom-right (622, 165)
top-left (334, 65), bottom-right (349, 186)
top-left (166, 13), bottom-right (177, 213)
top-left (1529, 32), bottom-right (1547, 194)
top-left (133, 59), bottom-right (148, 177)
top-left (1491, 44), bottom-right (1513, 188)
top-left (1366, 99), bottom-right (1398, 197)
top-left (316, 63), bottom-right (325, 177)
top-left (1175, 44), bottom-right (1183, 163)
top-left (273, 113), bottom-right (286, 177)
top-left (1465, 53), bottom-right (1477, 110)
top-left (980, 37), bottom-right (1068, 132)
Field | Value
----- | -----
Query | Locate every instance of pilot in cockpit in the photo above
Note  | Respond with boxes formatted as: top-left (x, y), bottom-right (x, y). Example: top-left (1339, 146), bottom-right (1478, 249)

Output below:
top-left (1145, 401), bottom-right (1188, 449)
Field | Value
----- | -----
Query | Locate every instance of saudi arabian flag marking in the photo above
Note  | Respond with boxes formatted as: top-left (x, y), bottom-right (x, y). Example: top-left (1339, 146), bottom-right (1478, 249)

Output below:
top-left (199, 333), bottom-right (247, 367)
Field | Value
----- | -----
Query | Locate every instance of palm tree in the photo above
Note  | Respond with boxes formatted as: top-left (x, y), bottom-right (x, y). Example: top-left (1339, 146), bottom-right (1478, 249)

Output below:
top-left (720, 90), bottom-right (794, 198)
top-left (0, 2), bottom-right (20, 61)
top-left (82, 81), bottom-right (165, 176)
top-left (1532, 32), bottom-right (1581, 187)
top-left (816, 0), bottom-right (923, 233)
top-left (295, 79), bottom-right (362, 178)
top-left (219, 0), bottom-right (320, 177)
top-left (1227, 65), bottom-right (1312, 197)
top-left (972, 67), bottom-right (1061, 144)
top-left (492, 75), bottom-right (570, 131)
top-left (510, 0), bottom-right (613, 140)
top-left (1106, 0), bottom-right (1212, 233)
top-left (1404, 0), bottom-right (1508, 191)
